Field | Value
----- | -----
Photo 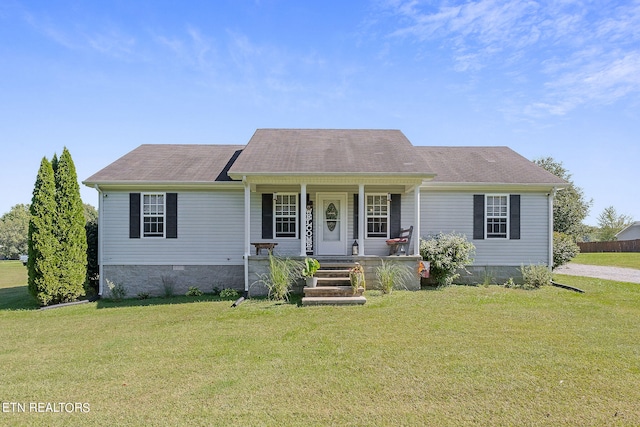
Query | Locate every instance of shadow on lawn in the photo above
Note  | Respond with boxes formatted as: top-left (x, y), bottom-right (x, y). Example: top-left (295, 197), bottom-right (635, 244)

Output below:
top-left (0, 285), bottom-right (40, 311)
top-left (95, 293), bottom-right (241, 309)
top-left (0, 286), bottom-right (301, 311)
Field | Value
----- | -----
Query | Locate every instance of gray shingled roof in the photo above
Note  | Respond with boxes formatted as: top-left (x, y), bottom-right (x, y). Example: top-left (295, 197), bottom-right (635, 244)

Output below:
top-left (417, 146), bottom-right (567, 185)
top-left (83, 131), bottom-right (567, 186)
top-left (227, 129), bottom-right (433, 176)
top-left (84, 144), bottom-right (244, 183)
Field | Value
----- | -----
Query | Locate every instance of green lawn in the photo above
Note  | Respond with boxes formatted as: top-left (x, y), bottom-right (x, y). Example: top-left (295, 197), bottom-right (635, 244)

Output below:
top-left (1, 261), bottom-right (639, 426)
top-left (573, 252), bottom-right (640, 270)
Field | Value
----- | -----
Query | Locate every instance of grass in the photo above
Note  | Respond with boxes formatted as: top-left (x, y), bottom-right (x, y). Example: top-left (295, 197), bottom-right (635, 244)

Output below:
top-left (573, 252), bottom-right (640, 270)
top-left (1, 260), bottom-right (639, 425)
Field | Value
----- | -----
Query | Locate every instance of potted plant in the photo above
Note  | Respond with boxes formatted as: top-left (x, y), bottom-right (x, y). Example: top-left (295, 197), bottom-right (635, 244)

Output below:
top-left (349, 262), bottom-right (366, 295)
top-left (302, 257), bottom-right (321, 287)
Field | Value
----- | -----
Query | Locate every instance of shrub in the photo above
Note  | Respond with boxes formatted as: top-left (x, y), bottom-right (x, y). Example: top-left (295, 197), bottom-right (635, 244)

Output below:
top-left (219, 288), bottom-right (239, 299)
top-left (503, 278), bottom-right (517, 288)
top-left (186, 286), bottom-right (203, 297)
top-left (254, 254), bottom-right (303, 301)
top-left (137, 292), bottom-right (150, 300)
top-left (375, 261), bottom-right (413, 294)
top-left (520, 264), bottom-right (552, 290)
top-left (161, 275), bottom-right (175, 298)
top-left (85, 217), bottom-right (99, 295)
top-left (419, 232), bottom-right (475, 287)
top-left (107, 279), bottom-right (127, 301)
top-left (553, 231), bottom-right (580, 269)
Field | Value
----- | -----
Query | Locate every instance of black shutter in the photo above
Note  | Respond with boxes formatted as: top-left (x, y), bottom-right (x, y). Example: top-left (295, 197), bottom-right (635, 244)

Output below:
top-left (353, 194), bottom-right (359, 239)
top-left (473, 195), bottom-right (485, 240)
top-left (166, 193), bottom-right (178, 239)
top-left (262, 194), bottom-right (273, 239)
top-left (510, 195), bottom-right (520, 240)
top-left (390, 194), bottom-right (401, 238)
top-left (129, 193), bottom-right (140, 239)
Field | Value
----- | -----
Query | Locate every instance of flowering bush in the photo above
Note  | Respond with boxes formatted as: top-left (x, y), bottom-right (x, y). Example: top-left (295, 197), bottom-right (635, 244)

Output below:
top-left (419, 233), bottom-right (475, 287)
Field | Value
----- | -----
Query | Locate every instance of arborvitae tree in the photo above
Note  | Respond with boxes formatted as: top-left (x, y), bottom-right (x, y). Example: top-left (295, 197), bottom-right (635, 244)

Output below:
top-left (28, 157), bottom-right (60, 305)
top-left (54, 147), bottom-right (87, 302)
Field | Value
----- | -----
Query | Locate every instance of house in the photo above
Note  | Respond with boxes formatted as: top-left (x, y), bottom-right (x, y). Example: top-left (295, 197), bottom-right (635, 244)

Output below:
top-left (616, 222), bottom-right (640, 241)
top-left (83, 129), bottom-right (567, 297)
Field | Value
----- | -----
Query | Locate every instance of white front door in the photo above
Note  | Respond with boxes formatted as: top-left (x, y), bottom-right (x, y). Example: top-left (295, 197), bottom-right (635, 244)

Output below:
top-left (317, 193), bottom-right (347, 255)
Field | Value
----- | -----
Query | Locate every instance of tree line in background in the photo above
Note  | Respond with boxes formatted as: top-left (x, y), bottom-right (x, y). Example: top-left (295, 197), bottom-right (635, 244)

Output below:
top-left (533, 157), bottom-right (634, 242)
top-left (533, 157), bottom-right (635, 267)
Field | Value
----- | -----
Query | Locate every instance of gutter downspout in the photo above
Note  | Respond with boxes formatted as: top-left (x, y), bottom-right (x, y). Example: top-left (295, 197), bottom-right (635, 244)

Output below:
top-left (548, 187), bottom-right (557, 270)
top-left (94, 185), bottom-right (104, 296)
top-left (243, 177), bottom-right (250, 297)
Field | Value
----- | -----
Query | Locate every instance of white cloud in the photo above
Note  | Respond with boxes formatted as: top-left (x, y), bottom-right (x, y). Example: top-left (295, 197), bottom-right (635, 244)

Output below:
top-left (379, 0), bottom-right (640, 116)
top-left (24, 11), bottom-right (138, 60)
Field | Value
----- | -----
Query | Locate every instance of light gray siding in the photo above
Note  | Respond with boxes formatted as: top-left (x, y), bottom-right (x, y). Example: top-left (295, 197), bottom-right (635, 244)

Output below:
top-left (101, 190), bottom-right (244, 265)
top-left (421, 191), bottom-right (550, 266)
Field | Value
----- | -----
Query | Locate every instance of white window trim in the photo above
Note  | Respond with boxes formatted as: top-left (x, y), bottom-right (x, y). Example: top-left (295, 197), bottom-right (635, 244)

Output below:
top-left (142, 192), bottom-right (166, 238)
top-left (366, 193), bottom-right (390, 239)
top-left (485, 194), bottom-right (509, 239)
top-left (273, 193), bottom-right (298, 239)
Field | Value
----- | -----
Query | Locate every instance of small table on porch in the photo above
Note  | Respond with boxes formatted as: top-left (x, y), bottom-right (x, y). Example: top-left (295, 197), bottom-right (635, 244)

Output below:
top-left (251, 242), bottom-right (278, 255)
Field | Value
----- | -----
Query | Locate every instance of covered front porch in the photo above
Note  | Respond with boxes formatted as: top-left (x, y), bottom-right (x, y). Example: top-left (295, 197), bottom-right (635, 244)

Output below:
top-left (239, 178), bottom-right (426, 296)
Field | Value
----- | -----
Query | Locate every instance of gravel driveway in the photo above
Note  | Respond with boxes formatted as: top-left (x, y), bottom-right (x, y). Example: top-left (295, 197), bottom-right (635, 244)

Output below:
top-left (554, 263), bottom-right (640, 284)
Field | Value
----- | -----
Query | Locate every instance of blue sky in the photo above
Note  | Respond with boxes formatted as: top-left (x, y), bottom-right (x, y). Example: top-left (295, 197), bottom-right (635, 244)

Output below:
top-left (1, 0), bottom-right (638, 225)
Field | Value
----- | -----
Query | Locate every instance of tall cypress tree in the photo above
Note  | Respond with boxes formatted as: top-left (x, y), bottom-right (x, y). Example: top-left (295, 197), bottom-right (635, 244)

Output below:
top-left (54, 147), bottom-right (87, 302)
top-left (28, 157), bottom-right (60, 305)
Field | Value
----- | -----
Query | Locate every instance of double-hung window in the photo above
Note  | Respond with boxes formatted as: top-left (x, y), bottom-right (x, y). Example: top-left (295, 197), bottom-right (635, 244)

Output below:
top-left (486, 195), bottom-right (508, 238)
top-left (274, 193), bottom-right (298, 238)
top-left (143, 193), bottom-right (165, 237)
top-left (366, 194), bottom-right (388, 238)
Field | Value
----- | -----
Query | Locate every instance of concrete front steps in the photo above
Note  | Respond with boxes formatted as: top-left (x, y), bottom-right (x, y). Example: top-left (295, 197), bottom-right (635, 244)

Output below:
top-left (301, 262), bottom-right (366, 306)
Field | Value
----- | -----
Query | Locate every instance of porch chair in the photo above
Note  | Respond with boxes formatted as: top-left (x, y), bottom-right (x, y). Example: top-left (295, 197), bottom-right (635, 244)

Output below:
top-left (386, 226), bottom-right (413, 255)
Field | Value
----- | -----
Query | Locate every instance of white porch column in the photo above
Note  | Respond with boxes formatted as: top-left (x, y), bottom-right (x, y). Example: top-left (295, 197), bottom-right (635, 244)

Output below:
top-left (358, 183), bottom-right (365, 256)
top-left (243, 177), bottom-right (251, 294)
top-left (414, 185), bottom-right (421, 256)
top-left (300, 183), bottom-right (307, 256)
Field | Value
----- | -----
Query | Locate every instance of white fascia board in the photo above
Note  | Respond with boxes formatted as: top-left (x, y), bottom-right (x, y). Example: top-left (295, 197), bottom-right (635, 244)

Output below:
top-left (420, 182), bottom-right (568, 192)
top-left (81, 181), bottom-right (244, 191)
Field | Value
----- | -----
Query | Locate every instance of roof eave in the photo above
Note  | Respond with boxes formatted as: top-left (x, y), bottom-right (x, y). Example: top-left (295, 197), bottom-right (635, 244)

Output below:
top-left (82, 180), bottom-right (243, 189)
top-left (421, 182), bottom-right (568, 191)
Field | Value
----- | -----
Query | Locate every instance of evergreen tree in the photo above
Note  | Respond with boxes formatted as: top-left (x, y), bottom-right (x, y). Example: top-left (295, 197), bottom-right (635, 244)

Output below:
top-left (28, 157), bottom-right (60, 305)
top-left (54, 147), bottom-right (87, 302)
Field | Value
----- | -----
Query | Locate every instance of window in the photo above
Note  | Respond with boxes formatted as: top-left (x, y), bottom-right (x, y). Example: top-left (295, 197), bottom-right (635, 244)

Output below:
top-left (486, 195), bottom-right (508, 238)
top-left (143, 193), bottom-right (165, 237)
top-left (274, 193), bottom-right (297, 238)
top-left (366, 194), bottom-right (388, 238)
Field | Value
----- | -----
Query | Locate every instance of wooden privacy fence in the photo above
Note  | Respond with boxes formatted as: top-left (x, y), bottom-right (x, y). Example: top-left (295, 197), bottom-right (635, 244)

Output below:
top-left (578, 239), bottom-right (640, 253)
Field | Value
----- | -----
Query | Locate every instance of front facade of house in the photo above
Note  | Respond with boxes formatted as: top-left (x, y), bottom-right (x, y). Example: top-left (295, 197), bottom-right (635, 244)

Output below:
top-left (84, 129), bottom-right (566, 297)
